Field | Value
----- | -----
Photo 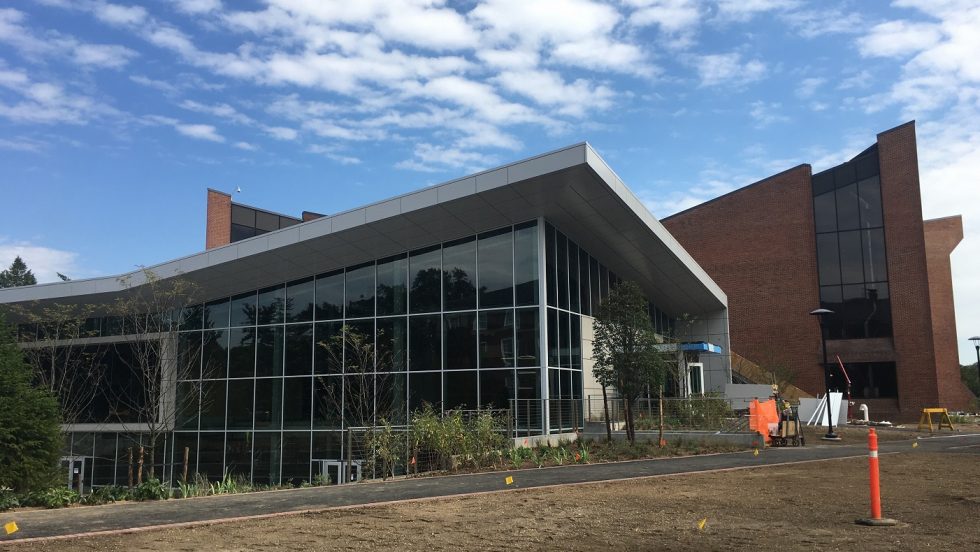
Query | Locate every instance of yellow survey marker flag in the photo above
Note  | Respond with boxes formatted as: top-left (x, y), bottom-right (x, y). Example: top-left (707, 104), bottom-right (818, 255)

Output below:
top-left (697, 518), bottom-right (707, 531)
top-left (912, 442), bottom-right (918, 448)
top-left (4, 522), bottom-right (18, 535)
top-left (753, 449), bottom-right (759, 456)
top-left (505, 476), bottom-right (514, 485)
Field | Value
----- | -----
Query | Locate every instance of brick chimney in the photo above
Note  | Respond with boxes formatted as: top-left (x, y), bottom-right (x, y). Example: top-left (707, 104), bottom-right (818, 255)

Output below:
top-left (206, 188), bottom-right (232, 250)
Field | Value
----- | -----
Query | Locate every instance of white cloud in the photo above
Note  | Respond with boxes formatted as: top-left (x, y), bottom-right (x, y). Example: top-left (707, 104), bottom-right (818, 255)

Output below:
top-left (748, 100), bottom-right (789, 127)
top-left (92, 2), bottom-right (148, 27)
top-left (0, 239), bottom-right (85, 283)
top-left (0, 67), bottom-right (119, 125)
top-left (858, 20), bottom-right (944, 58)
top-left (796, 77), bottom-right (825, 98)
top-left (714, 0), bottom-right (799, 22)
top-left (494, 69), bottom-right (614, 117)
top-left (264, 126), bottom-right (298, 141)
top-left (233, 141), bottom-right (257, 151)
top-left (129, 74), bottom-right (180, 95)
top-left (73, 43), bottom-right (139, 69)
top-left (0, 136), bottom-right (47, 152)
top-left (172, 0), bottom-right (222, 15)
top-left (693, 53), bottom-right (766, 87)
top-left (396, 143), bottom-right (497, 173)
top-left (175, 123), bottom-right (224, 142)
top-left (307, 144), bottom-right (361, 165)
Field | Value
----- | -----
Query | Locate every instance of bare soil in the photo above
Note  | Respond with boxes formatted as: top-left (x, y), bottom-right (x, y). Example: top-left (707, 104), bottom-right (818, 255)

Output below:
top-left (16, 450), bottom-right (980, 552)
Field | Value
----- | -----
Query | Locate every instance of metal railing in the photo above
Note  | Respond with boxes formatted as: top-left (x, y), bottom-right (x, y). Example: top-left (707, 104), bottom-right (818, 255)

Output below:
top-left (585, 395), bottom-right (748, 432)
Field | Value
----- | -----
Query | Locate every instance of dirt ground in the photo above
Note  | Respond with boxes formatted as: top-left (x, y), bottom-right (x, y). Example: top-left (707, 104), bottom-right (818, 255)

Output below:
top-left (17, 449), bottom-right (980, 552)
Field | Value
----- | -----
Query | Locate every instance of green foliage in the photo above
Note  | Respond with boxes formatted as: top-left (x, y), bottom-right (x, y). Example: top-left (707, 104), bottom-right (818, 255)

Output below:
top-left (0, 313), bottom-right (63, 493)
top-left (366, 419), bottom-right (402, 480)
top-left (23, 487), bottom-right (80, 509)
top-left (312, 472), bottom-right (332, 486)
top-left (960, 364), bottom-right (980, 398)
top-left (592, 280), bottom-right (673, 443)
top-left (80, 485), bottom-right (129, 505)
top-left (0, 256), bottom-right (37, 288)
top-left (132, 478), bottom-right (171, 501)
top-left (0, 487), bottom-right (19, 511)
top-left (408, 405), bottom-right (508, 472)
top-left (209, 471), bottom-right (252, 495)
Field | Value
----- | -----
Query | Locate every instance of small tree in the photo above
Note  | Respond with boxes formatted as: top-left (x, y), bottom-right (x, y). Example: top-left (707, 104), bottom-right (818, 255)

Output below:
top-left (108, 269), bottom-right (203, 482)
top-left (592, 281), bottom-right (667, 444)
top-left (0, 256), bottom-right (37, 288)
top-left (13, 303), bottom-right (107, 427)
top-left (0, 313), bottom-right (62, 493)
top-left (315, 325), bottom-right (397, 429)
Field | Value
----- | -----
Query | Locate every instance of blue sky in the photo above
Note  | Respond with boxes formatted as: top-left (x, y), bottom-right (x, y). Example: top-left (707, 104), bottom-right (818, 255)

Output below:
top-left (1, 0), bottom-right (978, 363)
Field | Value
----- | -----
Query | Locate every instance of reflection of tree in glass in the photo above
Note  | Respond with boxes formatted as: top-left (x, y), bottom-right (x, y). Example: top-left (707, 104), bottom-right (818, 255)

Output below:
top-left (444, 267), bottom-right (476, 307)
top-left (410, 267), bottom-right (441, 311)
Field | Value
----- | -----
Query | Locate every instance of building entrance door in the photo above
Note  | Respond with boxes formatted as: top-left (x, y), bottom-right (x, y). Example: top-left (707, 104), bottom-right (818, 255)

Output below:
top-left (314, 460), bottom-right (361, 485)
top-left (60, 456), bottom-right (91, 492)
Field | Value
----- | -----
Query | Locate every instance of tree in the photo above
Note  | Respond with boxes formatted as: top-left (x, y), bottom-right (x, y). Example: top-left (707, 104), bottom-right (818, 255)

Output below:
top-left (0, 256), bottom-right (37, 288)
top-left (315, 324), bottom-right (398, 430)
top-left (56, 272), bottom-right (71, 282)
top-left (108, 269), bottom-right (204, 482)
top-left (0, 312), bottom-right (62, 493)
top-left (592, 281), bottom-right (670, 444)
top-left (12, 303), bottom-right (107, 427)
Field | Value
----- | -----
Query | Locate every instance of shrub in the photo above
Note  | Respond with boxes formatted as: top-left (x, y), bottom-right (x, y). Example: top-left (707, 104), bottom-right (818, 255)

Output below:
top-left (366, 419), bottom-right (401, 480)
top-left (81, 485), bottom-right (130, 505)
top-left (312, 472), bottom-right (331, 486)
top-left (0, 487), bottom-right (19, 512)
top-left (132, 478), bottom-right (171, 501)
top-left (23, 487), bottom-right (80, 509)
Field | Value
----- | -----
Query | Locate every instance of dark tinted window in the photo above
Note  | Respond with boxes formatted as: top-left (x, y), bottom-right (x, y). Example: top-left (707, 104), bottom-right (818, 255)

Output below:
top-left (252, 431), bottom-right (281, 485)
top-left (409, 315), bottom-right (441, 371)
top-left (835, 183), bottom-right (860, 231)
top-left (228, 327), bottom-right (255, 378)
top-left (231, 204), bottom-right (255, 226)
top-left (345, 263), bottom-right (375, 318)
top-left (285, 324), bottom-right (313, 376)
top-left (282, 377), bottom-right (312, 429)
top-left (315, 270), bottom-right (344, 320)
top-left (409, 246), bottom-right (441, 314)
top-left (314, 321), bottom-right (343, 375)
top-left (281, 431), bottom-right (311, 483)
top-left (816, 233), bottom-right (840, 286)
top-left (545, 224), bottom-right (557, 307)
top-left (516, 308), bottom-right (539, 367)
top-left (205, 299), bottom-right (230, 329)
top-left (255, 210), bottom-right (279, 232)
top-left (231, 223), bottom-right (256, 242)
top-left (226, 379), bottom-right (254, 429)
top-left (230, 292), bottom-right (256, 327)
top-left (480, 369), bottom-right (514, 409)
top-left (444, 311), bottom-right (476, 370)
top-left (224, 432), bottom-right (252, 478)
top-left (409, 371), bottom-right (441, 412)
top-left (444, 370), bottom-right (477, 410)
top-left (556, 232), bottom-right (569, 310)
top-left (479, 309), bottom-right (514, 368)
top-left (838, 230), bottom-right (864, 284)
top-left (257, 285), bottom-right (285, 325)
top-left (344, 319), bottom-right (374, 373)
top-left (199, 379), bottom-right (226, 430)
top-left (313, 376), bottom-right (343, 429)
top-left (443, 238), bottom-right (476, 311)
top-left (579, 248), bottom-right (590, 315)
top-left (813, 191), bottom-right (837, 233)
top-left (376, 317), bottom-right (407, 371)
top-left (253, 377), bottom-right (283, 429)
top-left (858, 177), bottom-right (883, 228)
top-left (547, 308), bottom-right (559, 367)
top-left (256, 326), bottom-right (284, 377)
top-left (478, 228), bottom-right (513, 309)
top-left (202, 330), bottom-right (228, 379)
top-left (568, 242), bottom-right (580, 313)
top-left (514, 222), bottom-right (539, 306)
top-left (376, 254), bottom-right (408, 316)
top-left (286, 278), bottom-right (315, 323)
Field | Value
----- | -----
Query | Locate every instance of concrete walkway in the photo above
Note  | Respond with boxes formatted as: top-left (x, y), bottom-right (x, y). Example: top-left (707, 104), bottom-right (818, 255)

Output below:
top-left (3, 432), bottom-right (978, 543)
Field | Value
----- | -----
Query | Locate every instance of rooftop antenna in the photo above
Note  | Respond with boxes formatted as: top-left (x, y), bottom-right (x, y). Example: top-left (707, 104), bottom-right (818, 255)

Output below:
top-left (235, 186), bottom-right (242, 194)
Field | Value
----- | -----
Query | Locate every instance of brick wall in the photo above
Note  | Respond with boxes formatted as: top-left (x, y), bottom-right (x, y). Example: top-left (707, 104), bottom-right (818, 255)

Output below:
top-left (205, 189), bottom-right (232, 250)
top-left (923, 215), bottom-right (974, 410)
top-left (662, 165), bottom-right (826, 396)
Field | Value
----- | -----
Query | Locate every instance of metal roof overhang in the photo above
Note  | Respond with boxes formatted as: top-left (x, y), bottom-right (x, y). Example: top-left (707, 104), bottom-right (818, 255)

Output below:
top-left (0, 144), bottom-right (726, 317)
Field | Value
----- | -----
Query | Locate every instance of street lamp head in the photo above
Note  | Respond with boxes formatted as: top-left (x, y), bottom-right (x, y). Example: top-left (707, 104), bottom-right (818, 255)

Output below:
top-left (810, 308), bottom-right (834, 316)
top-left (970, 336), bottom-right (980, 347)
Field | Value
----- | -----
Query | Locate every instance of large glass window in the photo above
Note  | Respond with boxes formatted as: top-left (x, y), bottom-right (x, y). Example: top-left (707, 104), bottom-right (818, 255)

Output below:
top-left (813, 151), bottom-right (891, 339)
top-left (202, 330), bottom-right (228, 379)
top-left (199, 380), bottom-right (226, 430)
top-left (252, 432), bottom-right (281, 485)
top-left (281, 432), bottom-right (311, 484)
top-left (314, 321), bottom-right (343, 374)
top-left (479, 310), bottom-right (514, 368)
top-left (479, 369), bottom-right (513, 409)
top-left (556, 232), bottom-right (569, 310)
top-left (286, 278), bottom-right (315, 323)
top-left (409, 315), bottom-right (441, 372)
top-left (444, 370), bottom-right (477, 410)
top-left (282, 377), bottom-right (312, 429)
top-left (197, 433), bottom-right (223, 480)
top-left (315, 270), bottom-right (344, 320)
top-left (443, 237), bottom-right (476, 311)
top-left (376, 317), bottom-right (407, 371)
top-left (408, 371), bottom-right (441, 412)
top-left (205, 298), bottom-right (230, 329)
top-left (228, 327), bottom-right (255, 378)
top-left (285, 324), bottom-right (313, 376)
top-left (231, 292), bottom-right (256, 327)
top-left (444, 312), bottom-right (476, 370)
top-left (257, 285), bottom-right (285, 325)
top-left (377, 254), bottom-right (408, 316)
top-left (344, 319), bottom-right (374, 373)
top-left (226, 379), bottom-right (254, 429)
top-left (516, 308), bottom-right (539, 367)
top-left (225, 432), bottom-right (252, 478)
top-left (546, 224), bottom-right (557, 307)
top-left (514, 222), bottom-right (538, 306)
top-left (409, 246), bottom-right (441, 314)
top-left (313, 376), bottom-right (343, 429)
top-left (345, 263), bottom-right (376, 318)
top-left (478, 228), bottom-right (513, 309)
top-left (253, 378), bottom-right (282, 429)
top-left (256, 326), bottom-right (284, 377)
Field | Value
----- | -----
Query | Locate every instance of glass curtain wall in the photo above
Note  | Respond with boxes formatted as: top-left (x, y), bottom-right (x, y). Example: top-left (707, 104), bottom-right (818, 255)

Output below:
top-left (169, 221), bottom-right (540, 485)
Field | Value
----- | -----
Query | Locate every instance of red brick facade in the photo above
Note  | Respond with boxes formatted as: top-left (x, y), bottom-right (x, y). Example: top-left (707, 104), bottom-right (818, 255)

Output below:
top-left (663, 122), bottom-right (970, 419)
top-left (206, 189), bottom-right (232, 250)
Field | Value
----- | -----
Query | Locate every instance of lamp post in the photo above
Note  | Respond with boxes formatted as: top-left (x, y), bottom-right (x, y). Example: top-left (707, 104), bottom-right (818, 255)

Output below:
top-left (811, 308), bottom-right (841, 440)
top-left (970, 336), bottom-right (980, 404)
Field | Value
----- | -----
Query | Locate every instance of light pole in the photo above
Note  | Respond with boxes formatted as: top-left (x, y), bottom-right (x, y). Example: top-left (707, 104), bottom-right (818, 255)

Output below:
top-left (970, 336), bottom-right (980, 405)
top-left (811, 308), bottom-right (841, 440)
